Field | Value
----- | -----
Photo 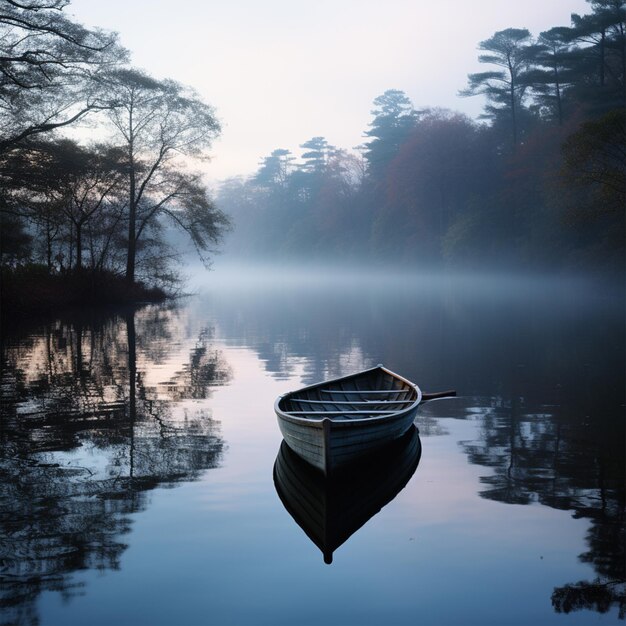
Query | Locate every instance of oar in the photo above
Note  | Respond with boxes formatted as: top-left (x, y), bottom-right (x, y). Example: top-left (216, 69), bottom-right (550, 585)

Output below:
top-left (421, 390), bottom-right (456, 401)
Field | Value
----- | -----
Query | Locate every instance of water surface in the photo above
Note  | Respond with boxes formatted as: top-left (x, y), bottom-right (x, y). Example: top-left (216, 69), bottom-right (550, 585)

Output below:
top-left (1, 271), bottom-right (624, 625)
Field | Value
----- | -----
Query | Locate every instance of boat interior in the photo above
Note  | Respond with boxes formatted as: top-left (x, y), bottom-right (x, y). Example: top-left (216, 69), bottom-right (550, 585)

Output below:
top-left (280, 368), bottom-right (418, 420)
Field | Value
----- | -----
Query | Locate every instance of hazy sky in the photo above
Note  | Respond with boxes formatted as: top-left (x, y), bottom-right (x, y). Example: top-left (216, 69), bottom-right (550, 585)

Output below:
top-left (69, 0), bottom-right (589, 182)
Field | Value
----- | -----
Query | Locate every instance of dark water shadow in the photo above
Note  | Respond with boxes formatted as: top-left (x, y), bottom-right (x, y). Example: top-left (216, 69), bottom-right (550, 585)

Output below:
top-left (273, 425), bottom-right (421, 564)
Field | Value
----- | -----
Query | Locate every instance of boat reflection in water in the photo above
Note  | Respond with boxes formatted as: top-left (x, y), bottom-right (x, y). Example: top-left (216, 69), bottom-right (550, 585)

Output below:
top-left (273, 424), bottom-right (421, 564)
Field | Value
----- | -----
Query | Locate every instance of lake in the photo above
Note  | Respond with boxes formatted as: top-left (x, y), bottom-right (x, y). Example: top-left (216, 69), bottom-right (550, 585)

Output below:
top-left (1, 268), bottom-right (624, 626)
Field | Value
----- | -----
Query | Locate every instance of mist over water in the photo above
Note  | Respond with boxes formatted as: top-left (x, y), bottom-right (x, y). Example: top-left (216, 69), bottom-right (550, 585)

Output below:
top-left (185, 259), bottom-right (619, 294)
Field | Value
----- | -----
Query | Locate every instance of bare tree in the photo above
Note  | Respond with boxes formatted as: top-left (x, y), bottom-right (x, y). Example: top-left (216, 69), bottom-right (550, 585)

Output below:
top-left (102, 69), bottom-right (228, 282)
top-left (0, 0), bottom-right (126, 153)
top-left (47, 140), bottom-right (125, 270)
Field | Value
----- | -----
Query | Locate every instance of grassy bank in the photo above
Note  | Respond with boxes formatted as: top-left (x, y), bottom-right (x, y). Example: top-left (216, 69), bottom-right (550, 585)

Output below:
top-left (0, 265), bottom-right (166, 321)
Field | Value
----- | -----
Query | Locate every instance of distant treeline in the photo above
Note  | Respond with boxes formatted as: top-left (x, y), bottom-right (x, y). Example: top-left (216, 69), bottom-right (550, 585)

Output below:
top-left (219, 0), bottom-right (625, 272)
top-left (0, 0), bottom-right (229, 311)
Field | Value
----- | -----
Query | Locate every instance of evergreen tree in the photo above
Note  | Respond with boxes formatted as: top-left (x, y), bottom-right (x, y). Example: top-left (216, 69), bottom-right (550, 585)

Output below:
top-left (362, 90), bottom-right (417, 176)
top-left (299, 136), bottom-right (334, 173)
top-left (254, 148), bottom-right (294, 189)
top-left (461, 28), bottom-right (537, 146)
top-left (569, 0), bottom-right (626, 112)
top-left (527, 28), bottom-right (576, 124)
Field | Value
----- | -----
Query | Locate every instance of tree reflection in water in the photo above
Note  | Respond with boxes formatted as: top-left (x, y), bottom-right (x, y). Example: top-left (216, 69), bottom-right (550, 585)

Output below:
top-left (458, 384), bottom-right (625, 619)
top-left (0, 304), bottom-right (231, 626)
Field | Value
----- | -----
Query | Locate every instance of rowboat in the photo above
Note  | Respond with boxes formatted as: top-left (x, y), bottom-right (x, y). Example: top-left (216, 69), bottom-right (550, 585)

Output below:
top-left (274, 424), bottom-right (422, 564)
top-left (274, 365), bottom-right (423, 475)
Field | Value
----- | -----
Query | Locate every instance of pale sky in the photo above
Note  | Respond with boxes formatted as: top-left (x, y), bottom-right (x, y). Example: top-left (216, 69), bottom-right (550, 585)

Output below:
top-left (69, 0), bottom-right (589, 182)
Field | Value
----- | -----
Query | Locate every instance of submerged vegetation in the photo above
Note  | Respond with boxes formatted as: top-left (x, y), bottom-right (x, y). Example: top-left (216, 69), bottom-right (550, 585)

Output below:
top-left (219, 0), bottom-right (625, 274)
top-left (0, 0), bottom-right (229, 315)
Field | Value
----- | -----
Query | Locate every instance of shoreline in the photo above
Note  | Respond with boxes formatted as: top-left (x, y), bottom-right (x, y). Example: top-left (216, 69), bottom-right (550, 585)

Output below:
top-left (0, 266), bottom-right (167, 324)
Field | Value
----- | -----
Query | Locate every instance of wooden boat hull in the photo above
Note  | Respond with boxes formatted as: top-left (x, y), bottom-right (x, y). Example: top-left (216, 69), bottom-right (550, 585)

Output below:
top-left (275, 366), bottom-right (421, 474)
top-left (273, 425), bottom-right (422, 563)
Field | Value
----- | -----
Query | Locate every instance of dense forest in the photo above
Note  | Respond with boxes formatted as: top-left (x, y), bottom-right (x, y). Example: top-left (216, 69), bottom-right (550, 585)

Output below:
top-left (0, 0), bottom-right (229, 312)
top-left (219, 0), bottom-right (625, 273)
top-left (0, 0), bottom-right (624, 318)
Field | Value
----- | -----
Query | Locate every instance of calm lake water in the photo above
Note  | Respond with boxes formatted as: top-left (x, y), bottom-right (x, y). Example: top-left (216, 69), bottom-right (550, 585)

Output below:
top-left (1, 269), bottom-right (624, 626)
